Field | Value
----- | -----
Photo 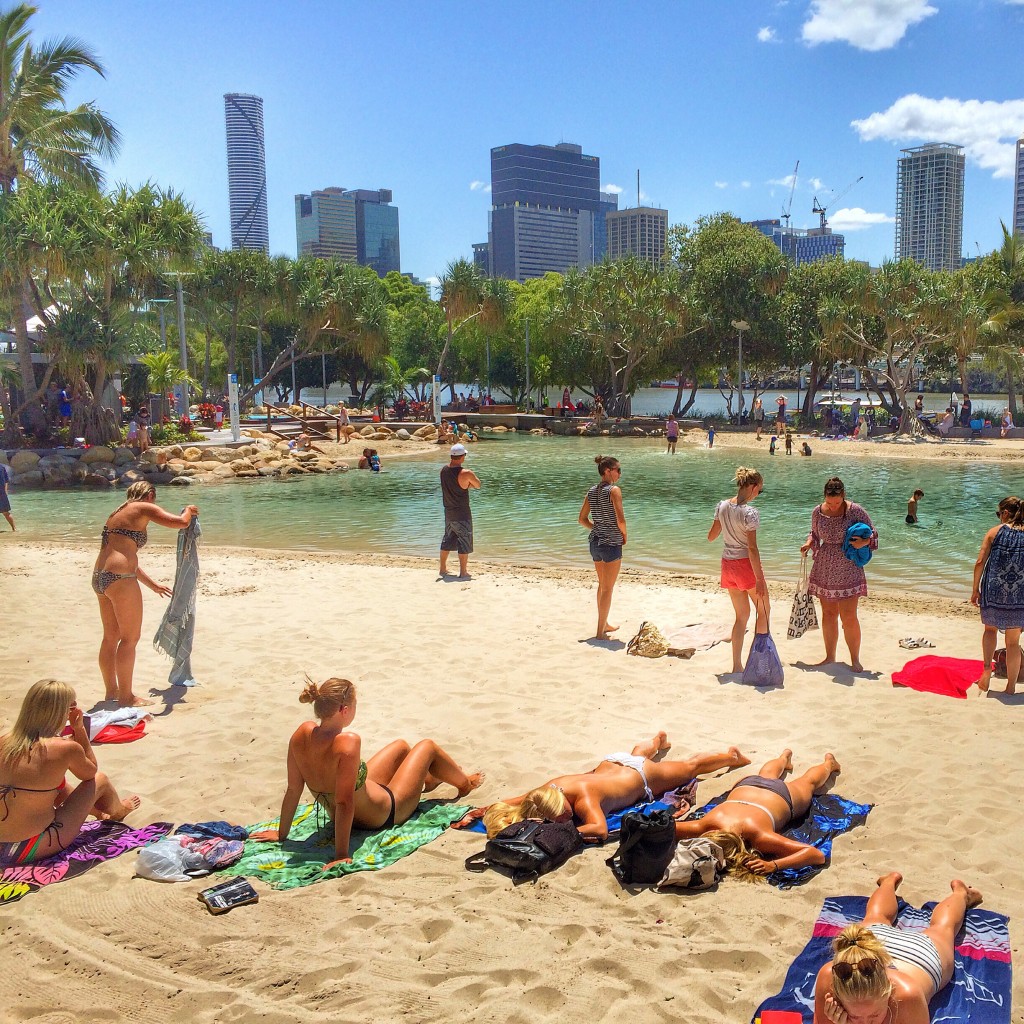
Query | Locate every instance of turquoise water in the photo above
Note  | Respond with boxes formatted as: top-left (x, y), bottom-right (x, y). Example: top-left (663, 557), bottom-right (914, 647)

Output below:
top-left (7, 435), bottom-right (1009, 597)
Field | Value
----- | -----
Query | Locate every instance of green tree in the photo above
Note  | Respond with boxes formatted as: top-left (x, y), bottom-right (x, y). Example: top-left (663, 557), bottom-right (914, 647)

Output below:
top-left (139, 350), bottom-right (194, 422)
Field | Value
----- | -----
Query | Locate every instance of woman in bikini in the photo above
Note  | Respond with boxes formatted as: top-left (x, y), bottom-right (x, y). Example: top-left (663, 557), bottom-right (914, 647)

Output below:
top-left (0, 679), bottom-right (140, 867)
top-left (468, 733), bottom-right (750, 841)
top-left (814, 873), bottom-right (983, 1024)
top-left (254, 677), bottom-right (483, 870)
top-left (93, 481), bottom-right (199, 707)
top-left (673, 749), bottom-right (840, 880)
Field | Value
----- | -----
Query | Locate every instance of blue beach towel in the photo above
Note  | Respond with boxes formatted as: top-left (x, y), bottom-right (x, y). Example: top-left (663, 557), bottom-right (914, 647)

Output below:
top-left (843, 522), bottom-right (873, 566)
top-left (752, 895), bottom-right (1012, 1024)
top-left (460, 798), bottom-right (674, 837)
top-left (688, 792), bottom-right (872, 888)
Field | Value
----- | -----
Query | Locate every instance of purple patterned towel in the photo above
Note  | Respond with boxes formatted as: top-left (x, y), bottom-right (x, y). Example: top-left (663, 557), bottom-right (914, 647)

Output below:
top-left (0, 820), bottom-right (173, 904)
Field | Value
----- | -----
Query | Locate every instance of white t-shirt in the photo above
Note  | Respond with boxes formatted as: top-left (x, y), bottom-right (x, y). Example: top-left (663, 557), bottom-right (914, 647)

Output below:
top-left (715, 499), bottom-right (760, 560)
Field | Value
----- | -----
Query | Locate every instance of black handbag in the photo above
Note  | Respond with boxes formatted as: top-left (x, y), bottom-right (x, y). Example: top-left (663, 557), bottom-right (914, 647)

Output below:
top-left (605, 808), bottom-right (677, 884)
top-left (465, 819), bottom-right (583, 884)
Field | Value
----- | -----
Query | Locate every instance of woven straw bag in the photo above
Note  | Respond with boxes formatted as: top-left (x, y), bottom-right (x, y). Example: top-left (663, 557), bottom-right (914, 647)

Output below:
top-left (627, 621), bottom-right (670, 658)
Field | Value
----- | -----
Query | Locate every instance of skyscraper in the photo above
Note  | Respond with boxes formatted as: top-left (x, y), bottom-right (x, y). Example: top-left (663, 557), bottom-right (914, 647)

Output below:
top-left (1014, 135), bottom-right (1024, 237)
top-left (488, 142), bottom-right (603, 281)
top-left (747, 219), bottom-right (846, 264)
top-left (224, 93), bottom-right (269, 253)
top-left (606, 207), bottom-right (669, 266)
top-left (294, 187), bottom-right (400, 276)
top-left (895, 143), bottom-right (965, 271)
top-left (594, 190), bottom-right (619, 263)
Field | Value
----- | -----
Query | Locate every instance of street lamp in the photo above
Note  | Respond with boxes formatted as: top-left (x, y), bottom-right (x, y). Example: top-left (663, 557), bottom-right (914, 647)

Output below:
top-left (147, 299), bottom-right (173, 351)
top-left (164, 272), bottom-right (191, 415)
top-left (731, 320), bottom-right (749, 426)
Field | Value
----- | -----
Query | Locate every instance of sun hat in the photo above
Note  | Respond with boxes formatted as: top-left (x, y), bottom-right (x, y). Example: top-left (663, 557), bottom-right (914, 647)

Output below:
top-left (450, 443), bottom-right (468, 457)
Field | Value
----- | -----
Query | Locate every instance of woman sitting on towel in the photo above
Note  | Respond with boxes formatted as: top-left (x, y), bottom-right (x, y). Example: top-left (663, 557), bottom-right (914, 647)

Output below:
top-left (0, 679), bottom-right (141, 866)
top-left (254, 677), bottom-right (483, 870)
top-left (466, 733), bottom-right (750, 841)
top-left (814, 872), bottom-right (982, 1024)
top-left (673, 749), bottom-right (839, 880)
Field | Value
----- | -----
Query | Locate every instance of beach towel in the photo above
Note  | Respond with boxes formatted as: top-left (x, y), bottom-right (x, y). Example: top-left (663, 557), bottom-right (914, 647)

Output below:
top-left (175, 821), bottom-right (250, 842)
top-left (459, 798), bottom-right (675, 837)
top-left (220, 802), bottom-right (468, 891)
top-left (664, 622), bottom-right (732, 652)
top-left (893, 655), bottom-right (984, 700)
top-left (688, 793), bottom-right (871, 889)
top-left (93, 721), bottom-right (147, 743)
top-left (843, 522), bottom-right (874, 566)
top-left (87, 706), bottom-right (150, 743)
top-left (0, 820), bottom-right (173, 904)
top-left (752, 895), bottom-right (1012, 1024)
top-left (153, 514), bottom-right (201, 687)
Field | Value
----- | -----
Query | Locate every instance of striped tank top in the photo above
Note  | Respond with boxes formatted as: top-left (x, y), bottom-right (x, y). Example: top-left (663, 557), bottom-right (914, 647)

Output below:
top-left (588, 482), bottom-right (622, 546)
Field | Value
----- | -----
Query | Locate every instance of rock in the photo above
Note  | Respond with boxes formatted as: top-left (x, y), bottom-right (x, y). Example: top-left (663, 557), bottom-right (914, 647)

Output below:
top-left (41, 465), bottom-right (74, 486)
top-left (83, 473), bottom-right (113, 488)
top-left (183, 446), bottom-right (203, 461)
top-left (147, 471), bottom-right (175, 485)
top-left (113, 448), bottom-right (135, 466)
top-left (167, 459), bottom-right (187, 471)
top-left (80, 445), bottom-right (115, 465)
top-left (117, 469), bottom-right (146, 484)
top-left (88, 463), bottom-right (117, 481)
top-left (279, 464), bottom-right (304, 475)
top-left (204, 446), bottom-right (237, 463)
top-left (413, 425), bottom-right (434, 438)
top-left (10, 451), bottom-right (40, 472)
top-left (370, 431), bottom-right (390, 440)
top-left (360, 425), bottom-right (376, 437)
top-left (139, 449), bottom-right (161, 465)
top-left (530, 428), bottom-right (547, 435)
top-left (492, 425), bottom-right (508, 433)
top-left (214, 464), bottom-right (236, 478)
top-left (395, 428), bottom-right (411, 440)
top-left (193, 473), bottom-right (219, 484)
top-left (257, 467), bottom-right (278, 477)
top-left (12, 470), bottom-right (43, 487)
top-left (233, 469), bottom-right (259, 478)
top-left (165, 445), bottom-right (184, 459)
top-left (168, 475), bottom-right (193, 485)
top-left (38, 454), bottom-right (76, 469)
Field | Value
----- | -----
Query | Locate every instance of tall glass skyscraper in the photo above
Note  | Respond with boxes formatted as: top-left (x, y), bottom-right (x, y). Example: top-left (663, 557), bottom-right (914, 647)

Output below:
top-left (895, 143), bottom-right (964, 271)
top-left (224, 93), bottom-right (269, 253)
top-left (1014, 136), bottom-right (1024, 238)
top-left (294, 187), bottom-right (400, 276)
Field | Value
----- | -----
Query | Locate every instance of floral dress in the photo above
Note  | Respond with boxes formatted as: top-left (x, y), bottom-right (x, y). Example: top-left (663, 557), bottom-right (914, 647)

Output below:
top-left (807, 501), bottom-right (877, 601)
top-left (980, 525), bottom-right (1024, 629)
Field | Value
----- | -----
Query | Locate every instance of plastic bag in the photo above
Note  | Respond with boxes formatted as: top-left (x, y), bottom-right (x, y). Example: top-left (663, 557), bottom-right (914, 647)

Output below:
top-left (136, 837), bottom-right (192, 882)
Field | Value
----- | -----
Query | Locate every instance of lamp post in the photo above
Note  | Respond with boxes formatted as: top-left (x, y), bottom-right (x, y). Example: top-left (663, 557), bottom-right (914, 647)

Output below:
top-left (148, 299), bottom-right (173, 351)
top-left (731, 320), bottom-right (749, 426)
top-left (164, 272), bottom-right (191, 415)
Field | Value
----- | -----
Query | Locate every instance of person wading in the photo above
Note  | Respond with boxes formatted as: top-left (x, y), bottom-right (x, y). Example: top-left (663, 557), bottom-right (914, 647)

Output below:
top-left (439, 443), bottom-right (481, 579)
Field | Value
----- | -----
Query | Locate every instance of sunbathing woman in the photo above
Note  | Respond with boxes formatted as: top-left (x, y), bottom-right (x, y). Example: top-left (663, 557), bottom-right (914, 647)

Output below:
top-left (94, 481), bottom-right (199, 706)
top-left (467, 733), bottom-right (750, 841)
top-left (673, 749), bottom-right (840, 880)
top-left (814, 872), bottom-right (983, 1024)
top-left (0, 679), bottom-right (140, 866)
top-left (254, 677), bottom-right (483, 870)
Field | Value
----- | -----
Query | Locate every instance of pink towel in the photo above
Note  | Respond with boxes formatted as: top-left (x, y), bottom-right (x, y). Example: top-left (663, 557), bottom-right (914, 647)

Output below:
top-left (892, 655), bottom-right (984, 699)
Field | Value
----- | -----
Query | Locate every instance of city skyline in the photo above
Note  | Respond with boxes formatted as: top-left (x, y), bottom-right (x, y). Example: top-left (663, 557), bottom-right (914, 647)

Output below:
top-left (33, 1), bottom-right (1024, 284)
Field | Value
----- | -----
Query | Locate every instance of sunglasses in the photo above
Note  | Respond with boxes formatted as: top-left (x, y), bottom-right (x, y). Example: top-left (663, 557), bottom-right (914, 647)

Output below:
top-left (833, 959), bottom-right (882, 981)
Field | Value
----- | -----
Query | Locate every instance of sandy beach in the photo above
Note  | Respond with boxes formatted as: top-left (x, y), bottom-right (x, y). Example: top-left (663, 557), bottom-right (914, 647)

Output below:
top-left (1, 536), bottom-right (1020, 1023)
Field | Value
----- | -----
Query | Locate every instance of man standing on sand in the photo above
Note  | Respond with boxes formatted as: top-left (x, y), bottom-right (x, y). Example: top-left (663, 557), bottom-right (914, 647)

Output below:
top-left (439, 443), bottom-right (481, 579)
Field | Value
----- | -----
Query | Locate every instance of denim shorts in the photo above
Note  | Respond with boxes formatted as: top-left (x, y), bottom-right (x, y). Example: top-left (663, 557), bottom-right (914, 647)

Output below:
top-left (589, 535), bottom-right (622, 563)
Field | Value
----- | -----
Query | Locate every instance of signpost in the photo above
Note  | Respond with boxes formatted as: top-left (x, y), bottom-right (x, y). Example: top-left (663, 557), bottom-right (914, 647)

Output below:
top-left (432, 374), bottom-right (442, 426)
top-left (228, 374), bottom-right (240, 442)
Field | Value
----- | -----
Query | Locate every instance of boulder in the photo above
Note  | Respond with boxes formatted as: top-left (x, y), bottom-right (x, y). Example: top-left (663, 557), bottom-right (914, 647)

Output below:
top-left (89, 463), bottom-right (118, 481)
top-left (257, 467), bottom-right (279, 477)
top-left (41, 464), bottom-right (74, 487)
top-left (10, 451), bottom-right (40, 472)
top-left (204, 447), bottom-right (237, 463)
top-left (193, 473), bottom-right (219, 484)
top-left (165, 445), bottom-right (184, 459)
top-left (139, 449), bottom-right (161, 465)
top-left (279, 464), bottom-right (305, 475)
top-left (168, 475), bottom-right (193, 486)
top-left (233, 469), bottom-right (259, 479)
top-left (117, 469), bottom-right (147, 485)
top-left (12, 470), bottom-right (43, 487)
top-left (83, 473), bottom-right (113, 488)
top-left (395, 428), bottom-right (411, 440)
top-left (38, 454), bottom-right (77, 469)
top-left (113, 448), bottom-right (136, 466)
top-left (80, 445), bottom-right (115, 465)
top-left (147, 471), bottom-right (175, 485)
top-left (213, 464), bottom-right (236, 478)
top-left (360, 425), bottom-right (376, 437)
top-left (492, 425), bottom-right (508, 433)
top-left (413, 425), bottom-right (434, 438)
top-left (183, 447), bottom-right (203, 461)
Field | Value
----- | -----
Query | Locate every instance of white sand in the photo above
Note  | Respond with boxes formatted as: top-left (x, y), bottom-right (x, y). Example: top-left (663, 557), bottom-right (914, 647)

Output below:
top-left (1, 540), bottom-right (1021, 1023)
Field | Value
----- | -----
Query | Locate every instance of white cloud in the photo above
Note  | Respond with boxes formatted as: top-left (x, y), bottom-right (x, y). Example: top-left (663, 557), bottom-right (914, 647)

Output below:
top-left (469, 180), bottom-right (491, 192)
top-left (603, 183), bottom-right (624, 194)
top-left (827, 207), bottom-right (895, 231)
top-left (714, 181), bottom-right (729, 189)
top-left (802, 0), bottom-right (937, 51)
top-left (808, 176), bottom-right (824, 191)
top-left (757, 26), bottom-right (778, 41)
top-left (768, 174), bottom-right (798, 188)
top-left (741, 181), bottom-right (751, 188)
top-left (852, 94), bottom-right (1024, 178)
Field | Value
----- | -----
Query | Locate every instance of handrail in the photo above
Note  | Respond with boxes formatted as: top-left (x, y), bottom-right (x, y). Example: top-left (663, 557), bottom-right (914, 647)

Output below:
top-left (262, 402), bottom-right (340, 442)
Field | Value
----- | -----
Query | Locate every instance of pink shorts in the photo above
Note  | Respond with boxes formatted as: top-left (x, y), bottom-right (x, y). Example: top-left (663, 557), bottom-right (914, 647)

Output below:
top-left (721, 557), bottom-right (756, 591)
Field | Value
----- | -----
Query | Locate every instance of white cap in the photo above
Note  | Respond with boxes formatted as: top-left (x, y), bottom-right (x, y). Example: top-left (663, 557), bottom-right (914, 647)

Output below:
top-left (450, 443), bottom-right (468, 457)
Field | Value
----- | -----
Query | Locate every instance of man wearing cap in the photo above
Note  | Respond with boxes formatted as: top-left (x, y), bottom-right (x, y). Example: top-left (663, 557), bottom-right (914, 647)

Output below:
top-left (439, 443), bottom-right (481, 578)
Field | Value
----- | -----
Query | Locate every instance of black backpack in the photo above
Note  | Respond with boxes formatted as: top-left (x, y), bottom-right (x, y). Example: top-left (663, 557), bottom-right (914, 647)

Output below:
top-left (605, 808), bottom-right (677, 885)
top-left (465, 819), bottom-right (583, 884)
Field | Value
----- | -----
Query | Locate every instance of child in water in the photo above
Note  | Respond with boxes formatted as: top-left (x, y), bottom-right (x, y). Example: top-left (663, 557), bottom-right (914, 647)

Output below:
top-left (769, 435), bottom-right (777, 455)
top-left (784, 429), bottom-right (793, 455)
top-left (707, 424), bottom-right (715, 449)
top-left (906, 489), bottom-right (923, 525)
top-left (800, 441), bottom-right (812, 456)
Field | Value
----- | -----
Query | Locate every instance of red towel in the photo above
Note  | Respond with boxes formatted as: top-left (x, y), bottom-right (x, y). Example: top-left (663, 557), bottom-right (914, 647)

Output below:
top-left (892, 655), bottom-right (984, 699)
top-left (93, 720), bottom-right (147, 743)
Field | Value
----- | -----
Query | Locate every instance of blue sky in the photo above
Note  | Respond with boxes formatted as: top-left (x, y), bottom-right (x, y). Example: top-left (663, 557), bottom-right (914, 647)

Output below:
top-left (35, 1), bottom-right (1024, 284)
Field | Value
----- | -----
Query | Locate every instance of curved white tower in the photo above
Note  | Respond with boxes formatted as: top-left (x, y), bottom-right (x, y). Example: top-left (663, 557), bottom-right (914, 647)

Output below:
top-left (224, 93), bottom-right (269, 253)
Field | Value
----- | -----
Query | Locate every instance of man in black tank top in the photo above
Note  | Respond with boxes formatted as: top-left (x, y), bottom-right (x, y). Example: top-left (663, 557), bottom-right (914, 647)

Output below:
top-left (439, 443), bottom-right (481, 578)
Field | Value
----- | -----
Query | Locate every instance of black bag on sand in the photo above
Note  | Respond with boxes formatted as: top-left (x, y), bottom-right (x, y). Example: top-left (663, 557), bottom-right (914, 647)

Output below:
top-left (606, 809), bottom-right (677, 885)
top-left (465, 819), bottom-right (583, 884)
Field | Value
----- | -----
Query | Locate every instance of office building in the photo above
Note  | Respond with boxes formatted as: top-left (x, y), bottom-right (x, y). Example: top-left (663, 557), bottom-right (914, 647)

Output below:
top-left (294, 187), bottom-right (400, 276)
top-left (488, 142), bottom-right (604, 281)
top-left (1014, 135), bottom-right (1024, 237)
top-left (606, 206), bottom-right (668, 266)
top-left (224, 93), bottom-right (269, 253)
top-left (895, 143), bottom-right (965, 271)
top-left (594, 190), bottom-right (619, 263)
top-left (472, 241), bottom-right (490, 274)
top-left (747, 219), bottom-right (846, 264)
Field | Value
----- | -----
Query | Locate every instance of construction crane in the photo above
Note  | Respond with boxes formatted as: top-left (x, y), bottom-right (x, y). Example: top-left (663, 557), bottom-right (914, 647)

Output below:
top-left (781, 160), bottom-right (799, 229)
top-left (812, 175), bottom-right (863, 231)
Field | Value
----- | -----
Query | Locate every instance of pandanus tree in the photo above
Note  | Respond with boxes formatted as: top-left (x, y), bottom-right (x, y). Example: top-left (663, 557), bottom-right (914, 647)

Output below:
top-left (978, 224), bottom-right (1024, 417)
top-left (0, 2), bottom-right (119, 439)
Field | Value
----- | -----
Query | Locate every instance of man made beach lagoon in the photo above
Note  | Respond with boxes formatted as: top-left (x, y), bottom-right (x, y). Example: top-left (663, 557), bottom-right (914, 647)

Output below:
top-left (12, 435), bottom-right (1009, 598)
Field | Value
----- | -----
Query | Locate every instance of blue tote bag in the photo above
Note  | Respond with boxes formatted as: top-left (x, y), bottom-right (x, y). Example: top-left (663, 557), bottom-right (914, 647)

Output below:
top-left (742, 598), bottom-right (785, 688)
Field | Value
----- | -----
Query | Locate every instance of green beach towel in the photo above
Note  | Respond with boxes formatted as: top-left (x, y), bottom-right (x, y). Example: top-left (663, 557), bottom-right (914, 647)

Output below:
top-left (222, 802), bottom-right (468, 890)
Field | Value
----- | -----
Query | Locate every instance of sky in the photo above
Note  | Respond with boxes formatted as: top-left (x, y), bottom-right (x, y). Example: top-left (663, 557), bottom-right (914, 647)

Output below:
top-left (34, 0), bottom-right (1024, 287)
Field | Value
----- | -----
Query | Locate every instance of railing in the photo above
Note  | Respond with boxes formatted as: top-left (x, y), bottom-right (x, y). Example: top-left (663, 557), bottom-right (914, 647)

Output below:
top-left (262, 401), bottom-right (343, 442)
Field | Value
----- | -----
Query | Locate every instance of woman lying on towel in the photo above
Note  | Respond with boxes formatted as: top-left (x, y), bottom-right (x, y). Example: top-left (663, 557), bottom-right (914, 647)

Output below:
top-left (0, 679), bottom-right (141, 866)
top-left (253, 677), bottom-right (483, 871)
top-left (673, 749), bottom-right (839, 880)
top-left (814, 872), bottom-right (983, 1024)
top-left (465, 732), bottom-right (750, 841)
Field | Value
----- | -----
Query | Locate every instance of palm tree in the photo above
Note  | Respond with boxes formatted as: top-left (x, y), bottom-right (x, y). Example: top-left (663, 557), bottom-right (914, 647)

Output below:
top-left (369, 355), bottom-right (429, 414)
top-left (979, 224), bottom-right (1024, 417)
top-left (140, 350), bottom-right (194, 425)
top-left (0, 3), bottom-right (119, 439)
